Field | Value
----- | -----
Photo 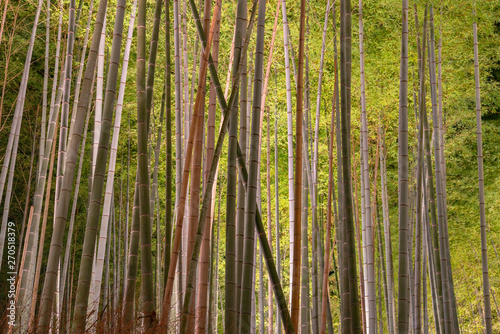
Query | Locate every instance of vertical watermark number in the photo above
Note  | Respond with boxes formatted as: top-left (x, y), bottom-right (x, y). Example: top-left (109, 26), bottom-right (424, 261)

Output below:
top-left (6, 221), bottom-right (17, 327)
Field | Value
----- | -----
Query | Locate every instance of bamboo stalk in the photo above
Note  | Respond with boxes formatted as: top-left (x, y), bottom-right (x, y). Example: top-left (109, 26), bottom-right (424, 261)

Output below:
top-left (473, 12), bottom-right (493, 334)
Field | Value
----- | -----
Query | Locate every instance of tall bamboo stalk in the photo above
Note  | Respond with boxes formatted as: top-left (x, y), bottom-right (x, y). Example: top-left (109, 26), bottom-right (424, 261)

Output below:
top-left (320, 63), bottom-right (336, 334)
top-left (164, 0), bottom-right (173, 290)
top-left (234, 4), bottom-right (249, 329)
top-left (136, 0), bottom-right (156, 326)
top-left (197, 2), bottom-right (221, 330)
top-left (359, 0), bottom-right (376, 330)
top-left (291, 0), bottom-right (306, 329)
top-left (397, 0), bottom-right (410, 332)
top-left (240, 0), bottom-right (267, 330)
top-left (340, 0), bottom-right (361, 331)
top-left (27, 115), bottom-right (57, 333)
top-left (274, 70), bottom-right (282, 334)
top-left (281, 1), bottom-right (295, 295)
top-left (473, 13), bottom-right (493, 334)
top-left (59, 93), bottom-right (92, 321)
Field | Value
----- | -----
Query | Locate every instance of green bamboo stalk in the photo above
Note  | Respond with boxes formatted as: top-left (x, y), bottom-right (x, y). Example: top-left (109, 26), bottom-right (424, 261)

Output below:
top-left (274, 68), bottom-right (282, 334)
top-left (473, 13), bottom-right (493, 334)
top-left (164, 0), bottom-right (173, 292)
top-left (300, 164), bottom-right (310, 334)
top-left (27, 115), bottom-right (57, 333)
top-left (291, 0), bottom-right (306, 329)
top-left (239, 0), bottom-right (268, 330)
top-left (58, 93), bottom-right (92, 320)
top-left (397, 0), bottom-right (410, 332)
top-left (281, 0), bottom-right (295, 299)
top-left (340, 0), bottom-right (361, 331)
top-left (320, 51), bottom-right (336, 334)
top-left (229, 0), bottom-right (247, 330)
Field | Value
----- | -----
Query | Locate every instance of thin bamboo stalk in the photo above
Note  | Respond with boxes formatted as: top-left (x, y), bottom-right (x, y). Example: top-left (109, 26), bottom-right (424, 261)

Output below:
top-left (27, 115), bottom-right (57, 333)
top-left (291, 0), bottom-right (306, 329)
top-left (281, 0), bottom-right (295, 301)
top-left (359, 0), bottom-right (376, 330)
top-left (473, 13), bottom-right (493, 334)
top-left (340, 0), bottom-right (361, 331)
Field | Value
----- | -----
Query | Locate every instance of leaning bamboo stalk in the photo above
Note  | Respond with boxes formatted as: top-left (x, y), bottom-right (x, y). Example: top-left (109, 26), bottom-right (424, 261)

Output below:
top-left (92, 14), bottom-right (106, 178)
top-left (70, 0), bottom-right (95, 134)
top-left (16, 69), bottom-right (63, 331)
top-left (47, 5), bottom-right (63, 147)
top-left (16, 121), bottom-right (37, 272)
top-left (8, 206), bottom-right (33, 334)
top-left (27, 115), bottom-right (57, 333)
top-left (0, 0), bottom-right (8, 51)
top-left (145, 0), bottom-right (163, 128)
top-left (59, 99), bottom-right (91, 318)
top-left (39, 0), bottom-right (50, 177)
top-left (37, 0), bottom-right (108, 329)
top-left (473, 13), bottom-right (493, 334)
top-left (54, 0), bottom-right (76, 206)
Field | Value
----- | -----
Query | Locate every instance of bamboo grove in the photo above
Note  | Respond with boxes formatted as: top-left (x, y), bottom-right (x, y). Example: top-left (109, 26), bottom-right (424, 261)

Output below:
top-left (0, 0), bottom-right (499, 333)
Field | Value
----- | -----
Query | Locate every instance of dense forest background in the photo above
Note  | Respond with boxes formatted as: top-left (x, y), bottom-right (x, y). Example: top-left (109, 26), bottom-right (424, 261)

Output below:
top-left (0, 0), bottom-right (499, 332)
